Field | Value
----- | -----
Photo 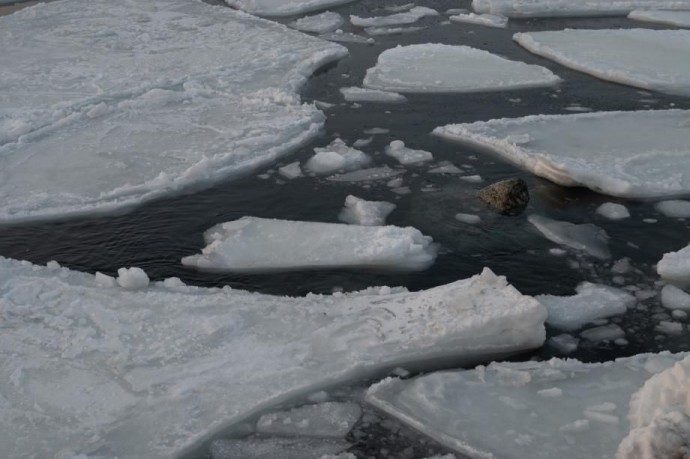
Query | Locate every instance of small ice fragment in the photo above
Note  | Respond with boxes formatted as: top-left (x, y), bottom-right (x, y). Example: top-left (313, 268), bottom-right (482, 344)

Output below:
top-left (548, 333), bottom-right (579, 353)
top-left (94, 272), bottom-right (116, 288)
top-left (350, 7), bottom-right (439, 28)
top-left (528, 215), bottom-right (610, 259)
top-left (363, 128), bottom-right (389, 135)
top-left (320, 32), bottom-right (374, 44)
top-left (353, 137), bottom-right (373, 148)
top-left (611, 258), bottom-right (632, 274)
top-left (279, 161), bottom-right (302, 179)
top-left (559, 419), bottom-right (589, 433)
top-left (328, 166), bottom-right (404, 183)
top-left (537, 387), bottom-right (562, 398)
top-left (256, 402), bottom-right (362, 438)
top-left (306, 138), bottom-right (371, 175)
top-left (339, 195), bottom-right (396, 226)
top-left (580, 324), bottom-right (624, 342)
top-left (455, 213), bottom-right (481, 225)
top-left (428, 162), bottom-right (464, 174)
top-left (655, 321), bottom-right (683, 335)
top-left (340, 87), bottom-right (407, 104)
top-left (385, 140), bottom-right (433, 165)
top-left (460, 175), bottom-right (483, 183)
top-left (657, 244), bottom-right (690, 286)
top-left (449, 13), bottom-right (508, 28)
top-left (596, 202), bottom-right (630, 220)
top-left (661, 285), bottom-right (690, 310)
top-left (116, 267), bottom-right (150, 290)
top-left (288, 12), bottom-right (344, 34)
top-left (46, 260), bottom-right (61, 270)
top-left (656, 200), bottom-right (690, 218)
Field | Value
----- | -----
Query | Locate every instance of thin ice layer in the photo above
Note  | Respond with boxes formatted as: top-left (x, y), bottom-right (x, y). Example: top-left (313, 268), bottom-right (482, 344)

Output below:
top-left (181, 217), bottom-right (437, 272)
top-left (226, 0), bottom-right (357, 17)
top-left (434, 110), bottom-right (690, 198)
top-left (0, 0), bottom-right (347, 224)
top-left (363, 44), bottom-right (560, 93)
top-left (366, 352), bottom-right (687, 459)
top-left (628, 9), bottom-right (690, 27)
top-left (473, 0), bottom-right (690, 18)
top-left (0, 257), bottom-right (546, 458)
top-left (514, 29), bottom-right (690, 97)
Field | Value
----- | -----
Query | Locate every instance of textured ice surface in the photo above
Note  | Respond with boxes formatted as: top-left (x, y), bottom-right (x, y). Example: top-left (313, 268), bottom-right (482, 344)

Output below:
top-left (350, 6), bottom-right (439, 27)
top-left (305, 138), bottom-right (371, 175)
top-left (289, 11), bottom-right (344, 33)
top-left (339, 195), bottom-right (396, 226)
top-left (0, 257), bottom-right (546, 458)
top-left (537, 282), bottom-right (634, 331)
top-left (656, 200), bottom-right (690, 218)
top-left (386, 140), bottom-right (434, 165)
top-left (661, 285), bottom-right (690, 310)
top-left (514, 29), bottom-right (690, 97)
top-left (596, 203), bottom-right (630, 220)
top-left (226, 0), bottom-right (356, 17)
top-left (181, 217), bottom-right (437, 272)
top-left (658, 244), bottom-right (690, 286)
top-left (434, 110), bottom-right (690, 198)
top-left (363, 44), bottom-right (560, 93)
top-left (256, 402), bottom-right (361, 438)
top-left (340, 87), bottom-right (408, 103)
top-left (366, 352), bottom-right (687, 459)
top-left (528, 215), bottom-right (611, 259)
top-left (473, 0), bottom-right (690, 17)
top-left (629, 9), bottom-right (690, 27)
top-left (210, 437), bottom-right (351, 459)
top-left (0, 0), bottom-right (347, 224)
top-left (450, 13), bottom-right (508, 28)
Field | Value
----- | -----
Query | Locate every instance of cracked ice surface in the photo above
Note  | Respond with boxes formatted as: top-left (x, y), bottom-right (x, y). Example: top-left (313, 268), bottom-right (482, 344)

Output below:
top-left (0, 257), bottom-right (545, 458)
top-left (434, 110), bottom-right (690, 198)
top-left (0, 0), bottom-right (347, 224)
top-left (472, 0), bottom-right (690, 18)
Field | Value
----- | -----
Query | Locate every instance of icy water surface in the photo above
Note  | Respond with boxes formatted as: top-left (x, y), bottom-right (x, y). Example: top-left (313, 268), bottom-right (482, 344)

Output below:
top-left (2, 0), bottom-right (690, 457)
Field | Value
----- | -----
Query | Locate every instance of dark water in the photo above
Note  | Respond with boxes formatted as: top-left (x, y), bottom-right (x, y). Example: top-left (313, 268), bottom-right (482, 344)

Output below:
top-left (2, 1), bottom-right (690, 457)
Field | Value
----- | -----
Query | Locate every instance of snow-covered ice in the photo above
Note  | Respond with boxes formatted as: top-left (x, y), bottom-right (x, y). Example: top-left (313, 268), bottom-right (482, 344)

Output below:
top-left (596, 203), bottom-right (630, 220)
top-left (0, 256), bottom-right (546, 458)
top-left (116, 267), bottom-right (150, 290)
top-left (658, 244), bottom-right (690, 286)
top-left (366, 352), bottom-right (688, 459)
top-left (449, 13), bottom-right (508, 28)
top-left (473, 0), bottom-right (690, 17)
top-left (0, 0), bottom-right (347, 224)
top-left (514, 29), bottom-right (690, 97)
top-left (256, 402), bottom-right (361, 438)
top-left (305, 138), bottom-right (371, 175)
top-left (289, 11), bottom-right (344, 33)
top-left (181, 217), bottom-right (437, 272)
top-left (537, 282), bottom-right (634, 331)
top-left (656, 200), bottom-right (690, 218)
top-left (339, 195), bottom-right (397, 226)
top-left (434, 110), bottom-right (690, 198)
top-left (661, 284), bottom-right (690, 310)
top-left (350, 6), bottom-right (439, 27)
top-left (226, 0), bottom-right (356, 17)
top-left (528, 215), bottom-right (611, 259)
top-left (340, 87), bottom-right (408, 103)
top-left (629, 9), bottom-right (690, 27)
top-left (210, 437), bottom-right (351, 459)
top-left (363, 44), bottom-right (560, 94)
top-left (385, 140), bottom-right (434, 165)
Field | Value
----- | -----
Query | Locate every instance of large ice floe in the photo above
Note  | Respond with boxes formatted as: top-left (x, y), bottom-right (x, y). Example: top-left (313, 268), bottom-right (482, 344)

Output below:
top-left (181, 217), bottom-right (437, 272)
top-left (0, 256), bottom-right (546, 458)
top-left (628, 9), bottom-right (690, 27)
top-left (226, 0), bottom-right (356, 17)
top-left (472, 0), bottom-right (690, 18)
top-left (434, 110), bottom-right (690, 198)
top-left (363, 44), bottom-right (560, 93)
top-left (0, 0), bottom-right (347, 224)
top-left (514, 29), bottom-right (690, 97)
top-left (366, 352), bottom-right (689, 459)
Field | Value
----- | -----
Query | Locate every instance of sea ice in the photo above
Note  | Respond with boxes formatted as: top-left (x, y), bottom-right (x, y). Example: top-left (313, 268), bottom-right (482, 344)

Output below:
top-left (350, 6), bottom-right (439, 27)
top-left (0, 256), bottom-right (546, 457)
top-left (385, 140), bottom-right (434, 165)
top-left (327, 166), bottom-right (404, 182)
top-left (363, 44), bottom-right (560, 94)
top-left (514, 29), bottom-right (690, 97)
top-left (279, 161), bottom-right (303, 179)
top-left (181, 217), bottom-right (437, 272)
top-left (226, 0), bottom-right (357, 17)
top-left (0, 0), bottom-right (347, 224)
top-left (340, 87), bottom-right (408, 103)
top-left (596, 203), bottom-right (630, 220)
top-left (289, 11), bottom-right (344, 33)
top-left (366, 352), bottom-right (687, 459)
top-left (305, 138), bottom-right (371, 175)
top-left (428, 162), bottom-right (464, 174)
top-left (656, 200), bottom-right (690, 218)
top-left (449, 13), bottom-right (508, 28)
top-left (473, 0), bottom-right (690, 17)
top-left (661, 284), bottom-right (690, 310)
top-left (455, 213), bottom-right (481, 225)
top-left (434, 110), bottom-right (690, 198)
top-left (364, 26), bottom-right (425, 35)
top-left (116, 267), bottom-right (150, 290)
top-left (537, 282), bottom-right (634, 331)
top-left (319, 31), bottom-right (375, 44)
top-left (658, 244), bottom-right (690, 286)
top-left (580, 324), bottom-right (625, 342)
top-left (256, 402), bottom-right (361, 438)
top-left (629, 9), bottom-right (690, 27)
top-left (339, 195), bottom-right (396, 226)
top-left (528, 215), bottom-right (611, 259)
top-left (210, 437), bottom-right (351, 459)
top-left (548, 333), bottom-right (579, 353)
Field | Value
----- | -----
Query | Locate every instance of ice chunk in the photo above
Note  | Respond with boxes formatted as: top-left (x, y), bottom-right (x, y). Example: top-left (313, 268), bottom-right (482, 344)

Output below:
top-left (226, 0), bottom-right (357, 17)
top-left (658, 244), bottom-right (690, 286)
top-left (656, 200), bottom-right (690, 218)
top-left (0, 256), bottom-right (546, 457)
top-left (0, 0), bottom-right (347, 224)
top-left (428, 162), bottom-right (464, 174)
top-left (473, 0), bottom-right (690, 18)
top-left (581, 324), bottom-right (625, 342)
top-left (95, 271), bottom-right (116, 288)
top-left (455, 213), bottom-right (481, 225)
top-left (596, 203), bottom-right (630, 220)
top-left (256, 402), bottom-right (361, 438)
top-left (210, 437), bottom-right (351, 459)
top-left (364, 44), bottom-right (560, 94)
top-left (327, 166), bottom-right (404, 182)
top-left (514, 29), bottom-right (690, 97)
top-left (434, 110), bottom-right (690, 198)
top-left (364, 25), bottom-right (425, 35)
top-left (278, 162), bottom-right (303, 179)
top-left (340, 87), bottom-right (407, 103)
top-left (548, 333), bottom-right (579, 354)
top-left (319, 31), bottom-right (374, 44)
top-left (305, 138), bottom-right (371, 175)
top-left (537, 283), bottom-right (634, 331)
top-left (656, 320), bottom-right (684, 334)
top-left (338, 195), bottom-right (396, 226)
top-left (385, 140), bottom-right (433, 165)
top-left (350, 6), bottom-right (439, 27)
top-left (289, 11), bottom-right (344, 34)
top-left (363, 127), bottom-right (389, 135)
top-left (629, 9), bottom-right (690, 27)
top-left (116, 267), bottom-right (150, 290)
top-left (450, 13), bottom-right (508, 28)
top-left (366, 352), bottom-right (688, 459)
top-left (661, 284), bottom-right (690, 310)
top-left (182, 217), bottom-right (437, 272)
top-left (528, 215), bottom-right (610, 259)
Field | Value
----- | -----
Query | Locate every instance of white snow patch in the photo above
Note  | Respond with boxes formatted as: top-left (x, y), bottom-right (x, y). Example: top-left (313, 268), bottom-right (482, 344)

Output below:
top-left (473, 0), bottom-right (690, 18)
top-left (628, 9), bottom-right (690, 27)
top-left (658, 244), bottom-right (690, 286)
top-left (528, 215), bottom-right (610, 259)
top-left (305, 138), bottom-right (371, 175)
top-left (256, 402), bottom-right (361, 438)
top-left (450, 13), bottom-right (508, 28)
top-left (597, 203), bottom-right (630, 220)
top-left (226, 0), bottom-right (357, 17)
top-left (656, 200), bottom-right (690, 218)
top-left (289, 11), bottom-right (344, 33)
top-left (385, 140), bottom-right (434, 165)
top-left (340, 87), bottom-right (407, 104)
top-left (350, 6), bottom-right (439, 27)
top-left (339, 195), bottom-right (396, 226)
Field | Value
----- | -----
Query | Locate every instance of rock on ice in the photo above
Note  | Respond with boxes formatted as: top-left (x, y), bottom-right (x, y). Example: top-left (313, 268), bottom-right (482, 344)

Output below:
top-left (339, 195), bottom-right (396, 226)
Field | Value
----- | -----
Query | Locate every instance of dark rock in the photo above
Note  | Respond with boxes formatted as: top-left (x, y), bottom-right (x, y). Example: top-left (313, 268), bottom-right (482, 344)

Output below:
top-left (478, 178), bottom-right (529, 215)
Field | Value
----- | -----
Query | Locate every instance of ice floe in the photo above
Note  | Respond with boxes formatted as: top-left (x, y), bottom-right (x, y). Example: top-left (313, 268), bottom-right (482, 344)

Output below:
top-left (628, 9), bottom-right (690, 27)
top-left (0, 0), bottom-right (347, 224)
top-left (340, 87), bottom-right (408, 103)
top-left (181, 217), bottom-right (436, 272)
top-left (473, 0), bottom-right (690, 18)
top-left (289, 11), bottom-right (344, 33)
top-left (514, 29), bottom-right (690, 97)
top-left (434, 110), bottom-right (690, 198)
top-left (658, 244), bottom-right (690, 286)
top-left (0, 256), bottom-right (546, 457)
top-left (656, 200), bottom-right (690, 218)
top-left (528, 215), bottom-right (611, 259)
top-left (226, 0), bottom-right (356, 17)
top-left (256, 402), bottom-right (361, 438)
top-left (364, 25), bottom-right (426, 35)
top-left (449, 12), bottom-right (508, 28)
top-left (385, 140), bottom-right (434, 165)
top-left (537, 282), bottom-right (634, 331)
top-left (455, 213), bottom-right (482, 225)
top-left (363, 44), bottom-right (560, 93)
top-left (319, 31), bottom-right (375, 44)
top-left (327, 166), bottom-right (404, 182)
top-left (339, 195), bottom-right (397, 226)
top-left (596, 203), bottom-right (630, 220)
top-left (279, 161), bottom-right (303, 179)
top-left (305, 138), bottom-right (371, 175)
top-left (116, 267), bottom-right (150, 290)
top-left (661, 284), bottom-right (690, 310)
top-left (350, 6), bottom-right (439, 27)
top-left (366, 352), bottom-right (688, 459)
